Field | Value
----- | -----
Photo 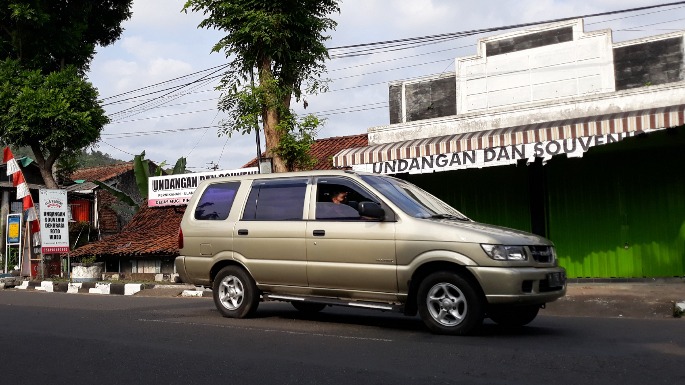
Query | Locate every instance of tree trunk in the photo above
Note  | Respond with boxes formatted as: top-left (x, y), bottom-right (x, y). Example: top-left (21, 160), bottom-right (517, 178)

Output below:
top-left (29, 145), bottom-right (59, 189)
top-left (258, 57), bottom-right (288, 173)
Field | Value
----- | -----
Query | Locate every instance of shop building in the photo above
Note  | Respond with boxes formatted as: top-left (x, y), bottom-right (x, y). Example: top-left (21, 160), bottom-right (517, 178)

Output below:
top-left (333, 19), bottom-right (685, 278)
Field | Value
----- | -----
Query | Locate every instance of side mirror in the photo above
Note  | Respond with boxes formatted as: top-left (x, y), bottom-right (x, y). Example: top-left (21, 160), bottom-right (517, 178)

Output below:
top-left (358, 201), bottom-right (385, 220)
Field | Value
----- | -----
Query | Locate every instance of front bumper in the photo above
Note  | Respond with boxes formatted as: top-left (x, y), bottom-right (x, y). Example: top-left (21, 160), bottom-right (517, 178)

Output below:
top-left (467, 266), bottom-right (566, 305)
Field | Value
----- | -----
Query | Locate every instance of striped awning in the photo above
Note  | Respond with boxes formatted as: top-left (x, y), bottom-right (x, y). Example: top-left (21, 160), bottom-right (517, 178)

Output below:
top-left (333, 104), bottom-right (685, 168)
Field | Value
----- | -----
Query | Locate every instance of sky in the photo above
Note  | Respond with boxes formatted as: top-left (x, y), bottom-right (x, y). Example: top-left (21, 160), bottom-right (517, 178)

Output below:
top-left (87, 0), bottom-right (685, 172)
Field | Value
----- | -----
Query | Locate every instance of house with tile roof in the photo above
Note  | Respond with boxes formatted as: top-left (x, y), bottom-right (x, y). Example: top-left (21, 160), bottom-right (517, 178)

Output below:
top-left (66, 162), bottom-right (142, 241)
top-left (68, 133), bottom-right (368, 280)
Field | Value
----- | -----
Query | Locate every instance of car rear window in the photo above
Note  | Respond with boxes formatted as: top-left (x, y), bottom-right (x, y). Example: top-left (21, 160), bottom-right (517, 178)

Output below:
top-left (194, 182), bottom-right (241, 220)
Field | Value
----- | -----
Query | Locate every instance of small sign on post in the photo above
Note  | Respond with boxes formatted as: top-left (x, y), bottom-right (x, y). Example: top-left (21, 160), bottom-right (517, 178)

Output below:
top-left (39, 189), bottom-right (70, 254)
top-left (4, 214), bottom-right (22, 274)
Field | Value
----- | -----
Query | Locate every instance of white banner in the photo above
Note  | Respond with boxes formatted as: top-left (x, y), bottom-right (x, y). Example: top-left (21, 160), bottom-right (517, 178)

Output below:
top-left (39, 189), bottom-right (70, 254)
top-left (148, 167), bottom-right (259, 207)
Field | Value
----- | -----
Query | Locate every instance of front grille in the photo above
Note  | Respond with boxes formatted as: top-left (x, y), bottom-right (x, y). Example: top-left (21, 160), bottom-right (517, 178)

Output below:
top-left (529, 246), bottom-right (554, 263)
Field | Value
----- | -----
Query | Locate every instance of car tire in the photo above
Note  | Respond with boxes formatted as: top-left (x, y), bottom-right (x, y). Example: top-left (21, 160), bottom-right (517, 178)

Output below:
top-left (487, 305), bottom-right (540, 327)
top-left (213, 266), bottom-right (259, 318)
top-left (417, 271), bottom-right (484, 335)
top-left (291, 302), bottom-right (327, 313)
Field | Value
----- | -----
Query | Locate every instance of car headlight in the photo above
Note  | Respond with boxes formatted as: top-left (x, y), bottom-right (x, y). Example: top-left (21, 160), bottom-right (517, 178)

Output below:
top-left (481, 244), bottom-right (527, 261)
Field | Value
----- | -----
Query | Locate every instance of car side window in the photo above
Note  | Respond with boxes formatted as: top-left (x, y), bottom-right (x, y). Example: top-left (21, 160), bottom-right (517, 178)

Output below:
top-left (315, 177), bottom-right (379, 220)
top-left (242, 178), bottom-right (308, 221)
top-left (194, 182), bottom-right (241, 220)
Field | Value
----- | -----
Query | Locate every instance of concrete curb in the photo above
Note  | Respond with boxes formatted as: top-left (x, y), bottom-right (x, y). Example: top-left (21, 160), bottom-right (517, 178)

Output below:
top-left (9, 280), bottom-right (171, 296)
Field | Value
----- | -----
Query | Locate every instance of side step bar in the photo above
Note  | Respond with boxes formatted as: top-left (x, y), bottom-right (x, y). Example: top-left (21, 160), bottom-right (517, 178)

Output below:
top-left (264, 294), bottom-right (403, 312)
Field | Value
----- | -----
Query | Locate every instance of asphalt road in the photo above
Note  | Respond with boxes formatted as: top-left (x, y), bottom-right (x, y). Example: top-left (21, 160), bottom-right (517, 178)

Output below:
top-left (1, 291), bottom-right (683, 385)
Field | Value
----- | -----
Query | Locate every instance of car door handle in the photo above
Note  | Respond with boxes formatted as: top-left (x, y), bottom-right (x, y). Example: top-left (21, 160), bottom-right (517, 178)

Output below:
top-left (237, 229), bottom-right (248, 236)
top-left (312, 230), bottom-right (325, 236)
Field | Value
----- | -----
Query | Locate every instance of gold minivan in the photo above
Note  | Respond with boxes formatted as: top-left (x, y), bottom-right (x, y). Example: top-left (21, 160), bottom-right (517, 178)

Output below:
top-left (176, 170), bottom-right (566, 335)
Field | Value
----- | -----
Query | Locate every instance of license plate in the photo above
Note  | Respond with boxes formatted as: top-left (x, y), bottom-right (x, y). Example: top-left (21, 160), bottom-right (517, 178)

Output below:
top-left (547, 272), bottom-right (565, 287)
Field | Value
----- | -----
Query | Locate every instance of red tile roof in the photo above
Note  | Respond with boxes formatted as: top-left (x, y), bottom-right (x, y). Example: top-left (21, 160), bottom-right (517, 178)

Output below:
top-left (70, 162), bottom-right (134, 182)
top-left (70, 204), bottom-right (185, 258)
top-left (243, 133), bottom-right (368, 170)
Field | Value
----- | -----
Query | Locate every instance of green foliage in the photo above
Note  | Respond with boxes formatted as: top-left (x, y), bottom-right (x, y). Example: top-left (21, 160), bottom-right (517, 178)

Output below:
top-left (79, 149), bottom-right (123, 168)
top-left (134, 151), bottom-right (152, 199)
top-left (183, 0), bottom-right (339, 171)
top-left (79, 255), bottom-right (98, 266)
top-left (274, 113), bottom-right (322, 171)
top-left (0, 0), bottom-right (134, 73)
top-left (0, 59), bottom-right (109, 187)
top-left (1, 1), bottom-right (132, 187)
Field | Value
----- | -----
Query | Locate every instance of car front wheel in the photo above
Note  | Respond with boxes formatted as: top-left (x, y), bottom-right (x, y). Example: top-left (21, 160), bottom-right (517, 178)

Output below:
top-left (213, 266), bottom-right (259, 318)
top-left (417, 272), bottom-right (484, 335)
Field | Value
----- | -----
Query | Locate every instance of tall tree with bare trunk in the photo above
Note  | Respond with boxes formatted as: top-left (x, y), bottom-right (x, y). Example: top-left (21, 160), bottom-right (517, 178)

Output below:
top-left (183, 0), bottom-right (339, 172)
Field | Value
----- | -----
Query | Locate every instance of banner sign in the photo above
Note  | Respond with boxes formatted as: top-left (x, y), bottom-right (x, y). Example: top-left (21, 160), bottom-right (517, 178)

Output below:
top-left (353, 130), bottom-right (659, 175)
top-left (39, 189), bottom-right (70, 254)
top-left (148, 167), bottom-right (259, 207)
top-left (6, 214), bottom-right (21, 245)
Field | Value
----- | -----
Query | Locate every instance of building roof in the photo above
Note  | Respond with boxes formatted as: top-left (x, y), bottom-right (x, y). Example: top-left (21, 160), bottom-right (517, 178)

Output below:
top-left (243, 133), bottom-right (368, 170)
top-left (69, 162), bottom-right (134, 183)
top-left (70, 204), bottom-right (185, 258)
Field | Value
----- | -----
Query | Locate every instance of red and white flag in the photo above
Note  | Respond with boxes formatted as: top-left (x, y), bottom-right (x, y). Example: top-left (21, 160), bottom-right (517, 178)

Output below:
top-left (3, 146), bottom-right (40, 233)
top-left (13, 172), bottom-right (30, 199)
top-left (3, 147), bottom-right (21, 175)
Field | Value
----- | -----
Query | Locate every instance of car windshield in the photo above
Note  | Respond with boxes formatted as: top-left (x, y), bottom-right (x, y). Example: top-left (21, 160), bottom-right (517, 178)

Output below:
top-left (360, 174), bottom-right (469, 220)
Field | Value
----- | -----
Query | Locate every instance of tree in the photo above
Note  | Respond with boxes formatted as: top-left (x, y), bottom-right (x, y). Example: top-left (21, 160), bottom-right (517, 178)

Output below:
top-left (183, 0), bottom-right (339, 172)
top-left (0, 0), bottom-right (133, 73)
top-left (0, 1), bottom-right (132, 187)
top-left (0, 60), bottom-right (109, 188)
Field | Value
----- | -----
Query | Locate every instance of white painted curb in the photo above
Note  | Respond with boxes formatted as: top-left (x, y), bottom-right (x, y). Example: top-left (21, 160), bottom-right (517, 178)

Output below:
top-left (36, 281), bottom-right (53, 292)
top-left (16, 280), bottom-right (29, 290)
top-left (125, 284), bottom-right (142, 296)
top-left (68, 283), bottom-right (82, 293)
top-left (96, 282), bottom-right (111, 295)
top-left (182, 290), bottom-right (204, 297)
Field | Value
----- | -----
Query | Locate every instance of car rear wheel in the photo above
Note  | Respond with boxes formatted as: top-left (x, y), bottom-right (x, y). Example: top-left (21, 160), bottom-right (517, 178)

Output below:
top-left (487, 305), bottom-right (540, 327)
top-left (213, 266), bottom-right (259, 318)
top-left (291, 302), bottom-right (327, 313)
top-left (417, 272), bottom-right (484, 335)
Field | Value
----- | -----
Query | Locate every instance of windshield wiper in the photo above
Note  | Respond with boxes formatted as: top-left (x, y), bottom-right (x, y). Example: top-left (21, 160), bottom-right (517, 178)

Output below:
top-left (429, 213), bottom-right (469, 221)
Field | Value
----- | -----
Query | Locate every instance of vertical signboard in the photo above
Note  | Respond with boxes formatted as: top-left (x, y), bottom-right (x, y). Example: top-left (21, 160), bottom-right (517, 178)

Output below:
top-left (6, 214), bottom-right (21, 244)
top-left (4, 214), bottom-right (22, 274)
top-left (39, 189), bottom-right (70, 254)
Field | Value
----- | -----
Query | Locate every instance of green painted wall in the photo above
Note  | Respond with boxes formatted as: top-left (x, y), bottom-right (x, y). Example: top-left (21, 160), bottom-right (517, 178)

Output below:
top-left (546, 129), bottom-right (685, 278)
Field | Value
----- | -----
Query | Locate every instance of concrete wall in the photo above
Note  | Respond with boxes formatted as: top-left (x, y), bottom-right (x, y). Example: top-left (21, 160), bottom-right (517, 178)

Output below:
top-left (457, 19), bottom-right (615, 114)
